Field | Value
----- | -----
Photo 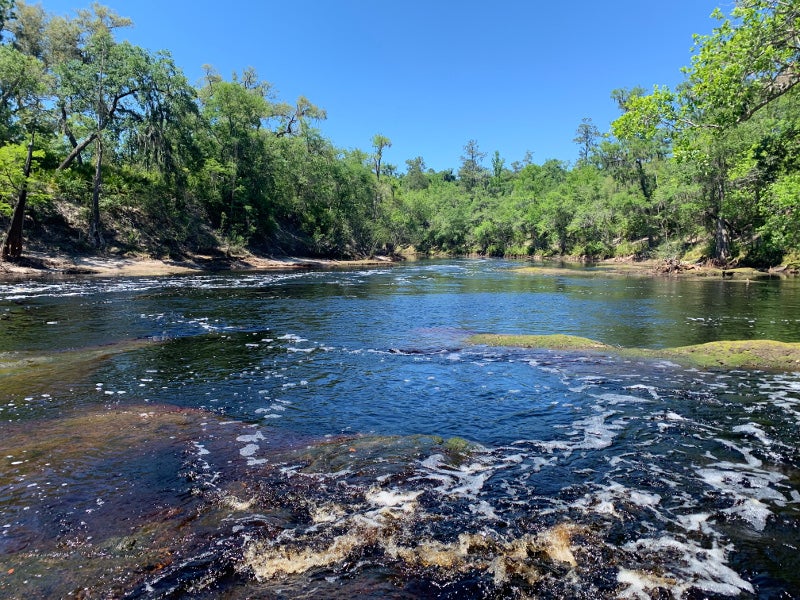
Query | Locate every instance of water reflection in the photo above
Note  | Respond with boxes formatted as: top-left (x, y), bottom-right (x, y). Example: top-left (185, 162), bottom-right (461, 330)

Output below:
top-left (1, 260), bottom-right (799, 598)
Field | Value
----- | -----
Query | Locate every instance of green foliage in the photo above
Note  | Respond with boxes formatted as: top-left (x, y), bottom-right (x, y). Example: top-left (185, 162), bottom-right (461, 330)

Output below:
top-left (685, 1), bottom-right (800, 129)
top-left (458, 139), bottom-right (488, 194)
top-left (403, 156), bottom-right (429, 191)
top-left (0, 0), bottom-right (14, 40)
top-left (1, 0), bottom-right (799, 265)
top-left (0, 142), bottom-right (47, 212)
top-left (761, 172), bottom-right (800, 249)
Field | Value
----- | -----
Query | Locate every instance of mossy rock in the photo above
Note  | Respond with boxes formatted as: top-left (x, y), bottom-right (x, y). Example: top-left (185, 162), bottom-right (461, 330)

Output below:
top-left (440, 436), bottom-right (477, 466)
top-left (443, 436), bottom-right (473, 454)
top-left (467, 334), bottom-right (800, 372)
top-left (469, 334), bottom-right (611, 351)
top-left (513, 264), bottom-right (647, 278)
top-left (665, 340), bottom-right (800, 370)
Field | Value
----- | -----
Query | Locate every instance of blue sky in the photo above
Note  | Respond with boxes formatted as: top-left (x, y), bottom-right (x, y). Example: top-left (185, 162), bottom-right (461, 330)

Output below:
top-left (39, 0), bottom-right (728, 172)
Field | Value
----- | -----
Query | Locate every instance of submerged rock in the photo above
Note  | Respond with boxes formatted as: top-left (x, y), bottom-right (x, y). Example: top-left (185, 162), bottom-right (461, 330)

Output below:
top-left (0, 339), bottom-right (155, 402)
top-left (468, 333), bottom-right (800, 371)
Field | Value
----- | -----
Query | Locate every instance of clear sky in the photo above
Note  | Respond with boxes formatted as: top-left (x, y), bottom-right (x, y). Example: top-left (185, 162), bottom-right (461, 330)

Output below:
top-left (38, 0), bottom-right (729, 172)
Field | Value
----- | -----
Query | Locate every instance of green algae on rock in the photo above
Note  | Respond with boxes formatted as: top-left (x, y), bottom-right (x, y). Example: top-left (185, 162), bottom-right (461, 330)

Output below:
top-left (467, 334), bottom-right (800, 371)
top-left (469, 334), bottom-right (612, 351)
top-left (665, 340), bottom-right (800, 370)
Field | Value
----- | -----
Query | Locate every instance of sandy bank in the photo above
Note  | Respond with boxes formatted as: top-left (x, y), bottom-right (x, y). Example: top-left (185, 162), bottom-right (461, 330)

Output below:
top-left (0, 251), bottom-right (396, 279)
top-left (515, 257), bottom-right (797, 280)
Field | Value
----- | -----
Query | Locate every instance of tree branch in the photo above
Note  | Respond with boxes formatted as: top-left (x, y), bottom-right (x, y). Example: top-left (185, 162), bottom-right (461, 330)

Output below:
top-left (58, 131), bottom-right (97, 170)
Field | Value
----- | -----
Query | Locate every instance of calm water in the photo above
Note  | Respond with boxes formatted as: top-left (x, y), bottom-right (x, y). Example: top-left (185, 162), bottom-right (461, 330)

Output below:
top-left (1, 260), bottom-right (799, 598)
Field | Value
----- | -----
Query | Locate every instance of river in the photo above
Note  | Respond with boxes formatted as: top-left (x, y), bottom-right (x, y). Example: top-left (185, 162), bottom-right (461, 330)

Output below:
top-left (1, 260), bottom-right (799, 598)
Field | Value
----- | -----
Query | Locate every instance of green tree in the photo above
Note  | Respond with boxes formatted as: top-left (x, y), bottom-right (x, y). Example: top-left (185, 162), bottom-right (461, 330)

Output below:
top-left (573, 117), bottom-right (600, 165)
top-left (195, 67), bottom-right (273, 238)
top-left (612, 1), bottom-right (800, 263)
top-left (600, 87), bottom-right (672, 247)
top-left (371, 134), bottom-right (391, 181)
top-left (0, 0), bottom-right (14, 41)
top-left (458, 139), bottom-right (487, 193)
top-left (0, 44), bottom-right (49, 259)
top-left (685, 1), bottom-right (800, 129)
top-left (491, 150), bottom-right (505, 179)
top-left (403, 156), bottom-right (428, 190)
top-left (51, 4), bottom-right (186, 247)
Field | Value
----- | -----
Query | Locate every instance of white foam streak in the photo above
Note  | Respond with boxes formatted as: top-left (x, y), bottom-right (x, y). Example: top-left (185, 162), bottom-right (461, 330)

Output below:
top-left (620, 537), bottom-right (754, 596)
top-left (696, 461), bottom-right (787, 530)
top-left (417, 454), bottom-right (494, 499)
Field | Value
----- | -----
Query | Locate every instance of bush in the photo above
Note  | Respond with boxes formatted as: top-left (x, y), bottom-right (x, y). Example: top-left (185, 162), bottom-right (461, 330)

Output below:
top-left (572, 241), bottom-right (611, 258)
top-left (613, 238), bottom-right (650, 258)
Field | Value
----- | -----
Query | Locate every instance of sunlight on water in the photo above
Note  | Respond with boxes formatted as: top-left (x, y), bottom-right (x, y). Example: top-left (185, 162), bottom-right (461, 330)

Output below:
top-left (1, 261), bottom-right (799, 598)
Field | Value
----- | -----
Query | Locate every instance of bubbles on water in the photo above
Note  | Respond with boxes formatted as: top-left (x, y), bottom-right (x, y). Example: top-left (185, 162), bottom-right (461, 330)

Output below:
top-left (618, 538), bottom-right (754, 598)
top-left (4, 265), bottom-right (800, 597)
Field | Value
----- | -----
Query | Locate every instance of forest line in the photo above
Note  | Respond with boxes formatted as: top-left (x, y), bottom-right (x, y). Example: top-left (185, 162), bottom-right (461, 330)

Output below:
top-left (0, 0), bottom-right (798, 267)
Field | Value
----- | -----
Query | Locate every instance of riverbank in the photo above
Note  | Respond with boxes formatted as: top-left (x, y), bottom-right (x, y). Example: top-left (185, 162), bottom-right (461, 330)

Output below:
top-left (514, 257), bottom-right (798, 280)
top-left (1, 251), bottom-right (797, 282)
top-left (0, 250), bottom-right (397, 279)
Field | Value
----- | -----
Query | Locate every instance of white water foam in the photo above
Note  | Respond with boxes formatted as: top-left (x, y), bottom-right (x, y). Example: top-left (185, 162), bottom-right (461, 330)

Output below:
top-left (696, 460), bottom-right (788, 530)
top-left (619, 537), bottom-right (754, 597)
top-left (237, 430), bottom-right (267, 466)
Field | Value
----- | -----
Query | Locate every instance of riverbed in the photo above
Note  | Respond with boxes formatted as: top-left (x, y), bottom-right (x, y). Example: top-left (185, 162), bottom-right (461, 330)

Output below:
top-left (1, 260), bottom-right (799, 598)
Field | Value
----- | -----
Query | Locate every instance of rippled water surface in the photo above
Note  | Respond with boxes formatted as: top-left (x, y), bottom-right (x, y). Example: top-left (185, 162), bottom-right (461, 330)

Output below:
top-left (1, 260), bottom-right (799, 598)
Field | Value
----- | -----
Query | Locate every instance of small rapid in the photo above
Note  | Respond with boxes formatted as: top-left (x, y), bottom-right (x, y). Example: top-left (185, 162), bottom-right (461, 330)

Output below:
top-left (1, 260), bottom-right (799, 598)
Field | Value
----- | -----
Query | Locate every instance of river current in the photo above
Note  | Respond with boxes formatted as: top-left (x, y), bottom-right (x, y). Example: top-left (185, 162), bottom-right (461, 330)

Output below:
top-left (0, 260), bottom-right (799, 598)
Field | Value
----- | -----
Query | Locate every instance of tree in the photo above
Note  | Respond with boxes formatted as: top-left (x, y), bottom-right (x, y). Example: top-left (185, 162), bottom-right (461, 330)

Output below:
top-left (274, 95), bottom-right (327, 139)
top-left (681, 0), bottom-right (800, 261)
top-left (0, 0), bottom-right (14, 41)
top-left (685, 1), bottom-right (800, 129)
top-left (0, 45), bottom-right (49, 260)
top-left (371, 134), bottom-right (391, 181)
top-left (573, 117), bottom-right (600, 164)
top-left (53, 5), bottom-right (189, 247)
top-left (1, 132), bottom-right (43, 259)
top-left (610, 1), bottom-right (800, 262)
top-left (403, 156), bottom-right (429, 190)
top-left (458, 139), bottom-right (487, 192)
top-left (491, 150), bottom-right (505, 179)
top-left (600, 88), bottom-right (672, 246)
top-left (196, 67), bottom-right (330, 242)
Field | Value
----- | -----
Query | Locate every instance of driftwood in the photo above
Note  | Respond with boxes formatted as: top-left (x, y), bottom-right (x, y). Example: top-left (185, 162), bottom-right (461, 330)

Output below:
top-left (654, 258), bottom-right (697, 274)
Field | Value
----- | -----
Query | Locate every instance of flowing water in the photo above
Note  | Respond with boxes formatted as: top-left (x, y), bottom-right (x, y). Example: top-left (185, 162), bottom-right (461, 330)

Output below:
top-left (1, 260), bottom-right (799, 599)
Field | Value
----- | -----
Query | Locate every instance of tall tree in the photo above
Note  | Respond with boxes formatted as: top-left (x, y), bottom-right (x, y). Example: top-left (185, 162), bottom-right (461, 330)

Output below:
top-left (611, 1), bottom-right (800, 262)
top-left (403, 156), bottom-right (429, 190)
top-left (458, 138), bottom-right (487, 192)
top-left (573, 117), bottom-right (600, 165)
top-left (0, 44), bottom-right (48, 260)
top-left (491, 150), bottom-right (505, 179)
top-left (53, 5), bottom-right (187, 247)
top-left (196, 69), bottom-right (272, 237)
top-left (371, 134), bottom-right (391, 181)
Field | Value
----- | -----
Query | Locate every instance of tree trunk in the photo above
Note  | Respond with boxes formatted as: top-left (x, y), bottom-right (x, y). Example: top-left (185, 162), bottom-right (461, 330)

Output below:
top-left (1, 131), bottom-right (35, 261)
top-left (58, 131), bottom-right (97, 171)
top-left (715, 213), bottom-right (731, 264)
top-left (60, 104), bottom-right (83, 167)
top-left (713, 175), bottom-right (730, 263)
top-left (89, 136), bottom-right (105, 248)
top-left (635, 158), bottom-right (652, 201)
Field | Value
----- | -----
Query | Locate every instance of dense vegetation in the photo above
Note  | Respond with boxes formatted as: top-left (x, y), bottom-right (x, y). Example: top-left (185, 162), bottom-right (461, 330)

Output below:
top-left (0, 0), bottom-right (798, 266)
